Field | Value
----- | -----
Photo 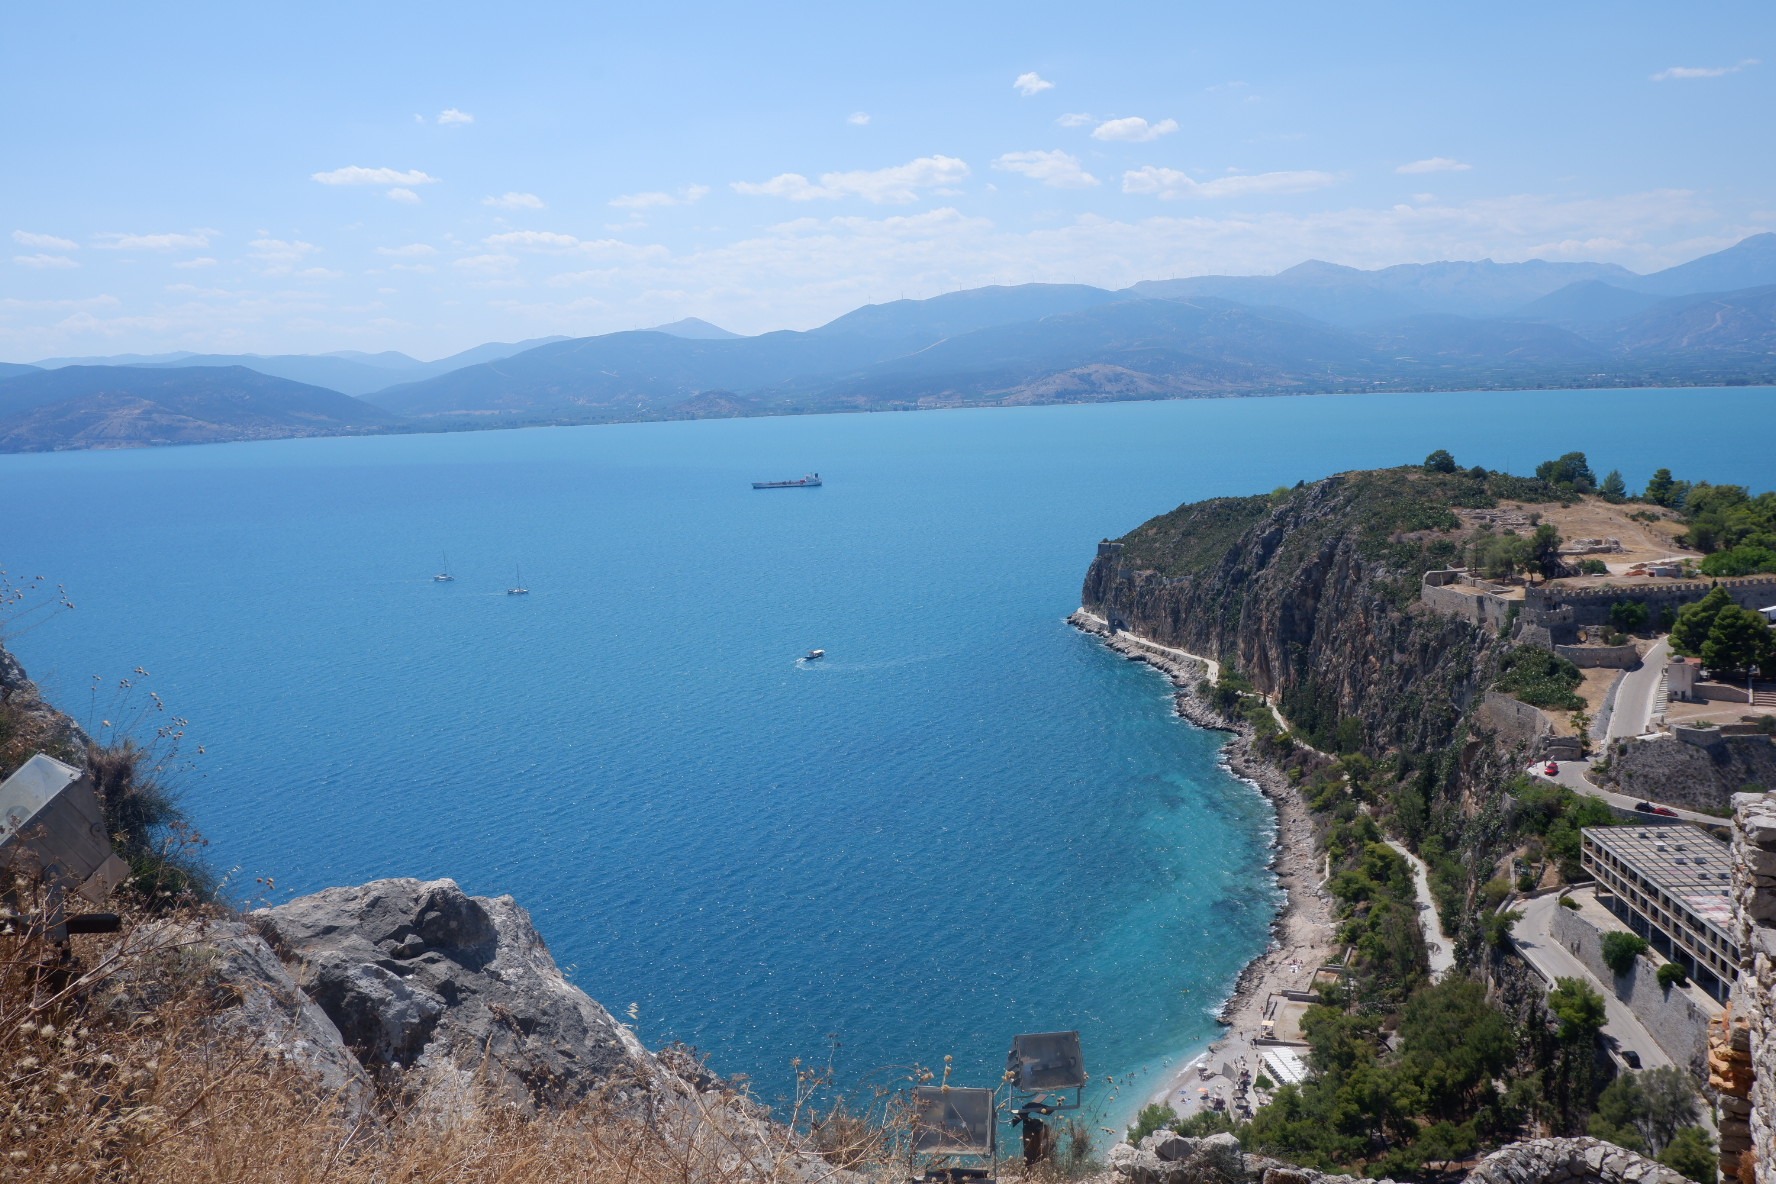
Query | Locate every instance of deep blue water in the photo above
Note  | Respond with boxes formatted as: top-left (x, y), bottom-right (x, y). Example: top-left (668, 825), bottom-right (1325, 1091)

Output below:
top-left (3, 388), bottom-right (1770, 1126)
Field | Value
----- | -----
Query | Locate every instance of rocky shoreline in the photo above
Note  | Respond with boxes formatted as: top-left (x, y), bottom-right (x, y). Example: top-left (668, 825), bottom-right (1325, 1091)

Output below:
top-left (1068, 610), bottom-right (1337, 1120)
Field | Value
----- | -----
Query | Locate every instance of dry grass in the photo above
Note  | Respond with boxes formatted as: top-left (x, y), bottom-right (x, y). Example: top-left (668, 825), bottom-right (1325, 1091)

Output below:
top-left (1, 884), bottom-right (881, 1184)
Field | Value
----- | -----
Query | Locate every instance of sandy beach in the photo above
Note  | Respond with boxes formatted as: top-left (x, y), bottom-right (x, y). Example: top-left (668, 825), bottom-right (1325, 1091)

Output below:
top-left (1069, 610), bottom-right (1338, 1123)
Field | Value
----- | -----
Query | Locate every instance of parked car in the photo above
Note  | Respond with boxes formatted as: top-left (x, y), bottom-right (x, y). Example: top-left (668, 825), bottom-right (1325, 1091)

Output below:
top-left (1635, 801), bottom-right (1657, 813)
top-left (1544, 761), bottom-right (1560, 776)
top-left (1653, 806), bottom-right (1680, 818)
top-left (1622, 1050), bottom-right (1642, 1069)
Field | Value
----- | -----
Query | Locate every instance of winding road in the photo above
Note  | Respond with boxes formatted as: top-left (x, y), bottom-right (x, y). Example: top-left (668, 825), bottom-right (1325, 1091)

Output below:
top-left (1606, 639), bottom-right (1670, 742)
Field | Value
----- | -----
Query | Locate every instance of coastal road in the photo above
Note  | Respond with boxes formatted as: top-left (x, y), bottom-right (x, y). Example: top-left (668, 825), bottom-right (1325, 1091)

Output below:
top-left (1528, 759), bottom-right (1721, 827)
top-left (1385, 840), bottom-right (1454, 981)
top-left (1512, 892), bottom-right (1673, 1071)
top-left (1607, 639), bottom-right (1670, 742)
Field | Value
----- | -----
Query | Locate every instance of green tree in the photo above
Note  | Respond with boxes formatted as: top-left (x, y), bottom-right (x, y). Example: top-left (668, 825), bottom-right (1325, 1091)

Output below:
top-left (1126, 1103), bottom-right (1178, 1144)
top-left (1670, 586), bottom-right (1733, 656)
top-left (1424, 448), bottom-right (1457, 473)
top-left (1609, 601), bottom-right (1650, 633)
top-left (1529, 522), bottom-right (1565, 580)
top-left (1537, 452), bottom-right (1597, 493)
top-left (1600, 470), bottom-right (1628, 502)
top-left (1601, 931), bottom-right (1649, 975)
top-left (1701, 604), bottom-right (1776, 677)
top-left (1396, 978), bottom-right (1516, 1119)
top-left (1659, 1126), bottom-right (1716, 1182)
top-left (1700, 544), bottom-right (1776, 577)
top-left (1638, 1067), bottom-right (1701, 1153)
top-left (1656, 962), bottom-right (1688, 990)
top-left (1590, 1071), bottom-right (1648, 1151)
top-left (1548, 977), bottom-right (1606, 1043)
top-left (1644, 468), bottom-right (1677, 507)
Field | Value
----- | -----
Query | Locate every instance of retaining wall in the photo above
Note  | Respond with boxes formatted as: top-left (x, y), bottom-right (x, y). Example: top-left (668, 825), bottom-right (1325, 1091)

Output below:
top-left (1479, 691), bottom-right (1552, 750)
top-left (1555, 643), bottom-right (1641, 669)
top-left (1549, 899), bottom-right (1717, 1078)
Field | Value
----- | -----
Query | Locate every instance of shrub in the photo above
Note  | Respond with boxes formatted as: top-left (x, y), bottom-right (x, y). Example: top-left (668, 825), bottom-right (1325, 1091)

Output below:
top-left (1660, 1126), bottom-right (1717, 1182)
top-left (1579, 558), bottom-right (1610, 575)
top-left (1657, 962), bottom-right (1689, 990)
top-left (1559, 895), bottom-right (1580, 910)
top-left (1127, 1103), bottom-right (1178, 1144)
top-left (1602, 931), bottom-right (1650, 975)
top-left (1494, 646), bottom-right (1585, 711)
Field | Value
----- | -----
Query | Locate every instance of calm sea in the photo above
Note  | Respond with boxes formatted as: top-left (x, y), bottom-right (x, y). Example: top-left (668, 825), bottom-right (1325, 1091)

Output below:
top-left (4, 387), bottom-right (1769, 1127)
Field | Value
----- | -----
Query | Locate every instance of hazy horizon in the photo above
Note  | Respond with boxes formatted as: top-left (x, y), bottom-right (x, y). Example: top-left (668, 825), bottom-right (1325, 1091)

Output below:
top-left (5, 1), bottom-right (1772, 360)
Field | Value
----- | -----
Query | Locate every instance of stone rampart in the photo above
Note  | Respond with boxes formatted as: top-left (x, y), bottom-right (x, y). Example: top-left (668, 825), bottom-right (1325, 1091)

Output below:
top-left (1524, 576), bottom-right (1776, 632)
top-left (1730, 792), bottom-right (1776, 1184)
top-left (1479, 691), bottom-right (1553, 751)
top-left (1555, 643), bottom-right (1641, 670)
top-left (1420, 580), bottom-right (1515, 630)
top-left (1549, 897), bottom-right (1717, 1077)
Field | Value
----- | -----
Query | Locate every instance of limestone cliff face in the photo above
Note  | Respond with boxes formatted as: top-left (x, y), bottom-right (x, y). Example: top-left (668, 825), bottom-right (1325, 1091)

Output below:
top-left (1082, 469), bottom-right (1497, 761)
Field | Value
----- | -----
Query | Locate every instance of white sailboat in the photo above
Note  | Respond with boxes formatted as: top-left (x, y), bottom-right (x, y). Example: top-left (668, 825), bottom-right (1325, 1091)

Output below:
top-left (506, 565), bottom-right (529, 596)
top-left (433, 553), bottom-right (455, 582)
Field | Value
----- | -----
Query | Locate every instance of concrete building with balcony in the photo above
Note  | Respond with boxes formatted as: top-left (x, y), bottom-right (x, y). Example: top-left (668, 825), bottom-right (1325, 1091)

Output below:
top-left (1580, 824), bottom-right (1740, 1001)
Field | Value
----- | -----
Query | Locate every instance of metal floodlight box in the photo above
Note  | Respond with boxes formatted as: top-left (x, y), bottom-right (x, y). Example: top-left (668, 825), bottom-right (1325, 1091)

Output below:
top-left (911, 1086), bottom-right (997, 1157)
top-left (1007, 1031), bottom-right (1085, 1092)
top-left (0, 754), bottom-right (129, 904)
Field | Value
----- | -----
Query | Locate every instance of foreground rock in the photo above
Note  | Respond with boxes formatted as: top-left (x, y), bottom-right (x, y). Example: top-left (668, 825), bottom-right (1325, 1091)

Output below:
top-left (255, 877), bottom-right (656, 1115)
top-left (1111, 1133), bottom-right (1691, 1184)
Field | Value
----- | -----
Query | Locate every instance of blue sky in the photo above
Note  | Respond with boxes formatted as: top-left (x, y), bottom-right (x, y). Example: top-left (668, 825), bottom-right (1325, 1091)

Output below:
top-left (3, 1), bottom-right (1772, 360)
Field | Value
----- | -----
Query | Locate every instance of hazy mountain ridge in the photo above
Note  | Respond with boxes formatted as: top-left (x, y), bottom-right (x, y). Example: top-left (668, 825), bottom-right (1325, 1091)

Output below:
top-left (5, 236), bottom-right (1774, 451)
top-left (0, 365), bottom-right (396, 452)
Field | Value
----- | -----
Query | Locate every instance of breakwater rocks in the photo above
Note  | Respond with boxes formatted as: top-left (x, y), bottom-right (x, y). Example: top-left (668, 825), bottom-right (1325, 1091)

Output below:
top-left (1110, 1132), bottom-right (1690, 1184)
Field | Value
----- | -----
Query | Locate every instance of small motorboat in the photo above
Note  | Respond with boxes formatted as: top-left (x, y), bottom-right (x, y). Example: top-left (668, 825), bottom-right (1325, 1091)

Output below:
top-left (803, 649), bottom-right (825, 661)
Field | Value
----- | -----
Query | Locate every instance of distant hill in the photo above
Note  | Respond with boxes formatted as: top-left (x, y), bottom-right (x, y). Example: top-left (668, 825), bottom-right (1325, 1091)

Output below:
top-left (1610, 285), bottom-right (1776, 363)
top-left (0, 363), bottom-right (40, 381)
top-left (1514, 280), bottom-right (1665, 330)
top-left (1129, 258), bottom-right (1637, 325)
top-left (0, 365), bottom-right (399, 452)
top-left (1627, 232), bottom-right (1776, 296)
top-left (29, 337), bottom-right (572, 396)
top-left (645, 318), bottom-right (743, 340)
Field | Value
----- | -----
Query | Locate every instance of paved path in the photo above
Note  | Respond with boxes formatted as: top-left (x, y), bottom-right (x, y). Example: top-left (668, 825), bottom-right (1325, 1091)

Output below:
top-left (1528, 758), bottom-right (1721, 826)
top-left (1512, 892), bottom-right (1673, 1071)
top-left (1608, 639), bottom-right (1670, 741)
top-left (1385, 839), bottom-right (1455, 981)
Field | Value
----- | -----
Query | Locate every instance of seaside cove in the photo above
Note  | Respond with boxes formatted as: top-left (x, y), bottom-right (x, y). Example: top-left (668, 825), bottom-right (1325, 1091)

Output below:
top-left (4, 387), bottom-right (1771, 1132)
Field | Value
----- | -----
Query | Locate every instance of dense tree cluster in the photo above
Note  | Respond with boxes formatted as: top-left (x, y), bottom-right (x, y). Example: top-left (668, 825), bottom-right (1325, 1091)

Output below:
top-left (1671, 586), bottom-right (1776, 676)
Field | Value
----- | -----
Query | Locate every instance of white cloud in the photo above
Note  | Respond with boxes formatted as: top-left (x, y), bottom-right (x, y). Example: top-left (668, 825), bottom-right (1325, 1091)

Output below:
top-left (848, 111), bottom-right (871, 126)
top-left (484, 192), bottom-right (546, 210)
top-left (173, 257), bottom-right (217, 269)
top-left (1397, 157), bottom-right (1472, 174)
top-left (248, 238), bottom-right (323, 276)
top-left (376, 243), bottom-right (437, 257)
top-left (1013, 72), bottom-right (1054, 96)
top-left (92, 231), bottom-right (212, 250)
top-left (386, 187), bottom-right (422, 204)
top-left (1092, 117), bottom-right (1179, 143)
top-left (437, 107), bottom-right (474, 124)
top-left (609, 185), bottom-right (711, 210)
top-left (486, 230), bottom-right (583, 249)
top-left (732, 155), bottom-right (970, 204)
top-left (1056, 112), bottom-right (1094, 128)
top-left (1652, 59), bottom-right (1758, 81)
top-left (13, 253), bottom-right (79, 269)
top-left (311, 166), bottom-right (440, 186)
top-left (295, 267), bottom-right (344, 279)
top-left (1122, 166), bottom-right (1338, 199)
top-left (453, 253), bottom-right (519, 272)
top-left (992, 150), bottom-right (1099, 189)
top-left (13, 230), bottom-right (78, 250)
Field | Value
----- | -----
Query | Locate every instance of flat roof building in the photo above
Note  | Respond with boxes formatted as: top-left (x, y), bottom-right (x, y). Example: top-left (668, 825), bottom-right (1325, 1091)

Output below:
top-left (1580, 824), bottom-right (1739, 1001)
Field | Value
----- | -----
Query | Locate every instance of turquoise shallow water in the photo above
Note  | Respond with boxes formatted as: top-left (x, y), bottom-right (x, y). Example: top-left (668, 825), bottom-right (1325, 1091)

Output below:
top-left (3, 388), bottom-right (1770, 1128)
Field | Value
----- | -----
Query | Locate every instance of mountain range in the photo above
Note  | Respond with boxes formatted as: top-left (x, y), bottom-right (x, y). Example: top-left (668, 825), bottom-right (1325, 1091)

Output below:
top-left (4, 235), bottom-right (1774, 451)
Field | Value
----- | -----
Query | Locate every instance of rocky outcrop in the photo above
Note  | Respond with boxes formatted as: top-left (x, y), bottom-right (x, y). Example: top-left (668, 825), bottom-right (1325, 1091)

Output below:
top-left (1602, 735), bottom-right (1776, 812)
top-left (1108, 1132), bottom-right (1689, 1184)
top-left (255, 877), bottom-right (663, 1116)
top-left (1082, 471), bottom-right (1498, 763)
top-left (1731, 792), bottom-right (1776, 1184)
top-left (0, 639), bottom-right (88, 767)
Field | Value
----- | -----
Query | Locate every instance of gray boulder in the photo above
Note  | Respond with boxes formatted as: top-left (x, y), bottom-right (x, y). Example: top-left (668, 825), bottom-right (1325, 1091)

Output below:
top-left (256, 877), bottom-right (657, 1115)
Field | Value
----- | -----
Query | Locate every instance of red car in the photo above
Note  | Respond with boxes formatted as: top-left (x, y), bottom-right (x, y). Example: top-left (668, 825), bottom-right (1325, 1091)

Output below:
top-left (1653, 806), bottom-right (1680, 818)
top-left (1544, 761), bottom-right (1560, 776)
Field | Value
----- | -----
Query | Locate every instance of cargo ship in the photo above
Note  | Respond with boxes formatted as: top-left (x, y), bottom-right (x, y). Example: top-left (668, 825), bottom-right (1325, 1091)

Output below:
top-left (752, 473), bottom-right (822, 489)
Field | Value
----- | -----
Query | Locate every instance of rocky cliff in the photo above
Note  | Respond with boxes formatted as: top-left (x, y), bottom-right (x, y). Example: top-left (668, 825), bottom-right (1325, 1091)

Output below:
top-left (1082, 468), bottom-right (1501, 762)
